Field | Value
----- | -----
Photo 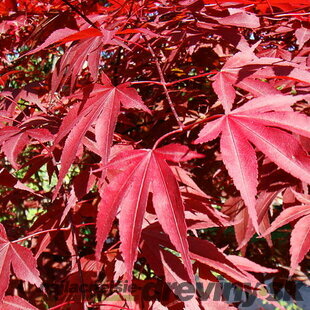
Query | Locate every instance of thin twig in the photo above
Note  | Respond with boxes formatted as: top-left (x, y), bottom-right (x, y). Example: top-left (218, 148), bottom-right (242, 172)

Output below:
top-left (11, 223), bottom-right (95, 243)
top-left (88, 302), bottom-right (133, 309)
top-left (130, 71), bottom-right (216, 87)
top-left (152, 114), bottom-right (223, 149)
top-left (146, 42), bottom-right (184, 129)
top-left (61, 0), bottom-right (99, 29)
top-left (11, 227), bottom-right (71, 243)
top-left (48, 301), bottom-right (77, 310)
top-left (69, 214), bottom-right (87, 304)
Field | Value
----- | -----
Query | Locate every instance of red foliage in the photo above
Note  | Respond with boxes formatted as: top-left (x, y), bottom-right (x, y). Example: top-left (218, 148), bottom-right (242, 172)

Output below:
top-left (0, 0), bottom-right (309, 309)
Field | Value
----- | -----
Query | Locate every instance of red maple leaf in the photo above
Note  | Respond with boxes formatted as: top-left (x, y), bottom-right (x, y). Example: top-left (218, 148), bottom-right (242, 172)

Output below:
top-left (1, 295), bottom-right (39, 310)
top-left (0, 224), bottom-right (43, 300)
top-left (261, 193), bottom-right (310, 275)
top-left (53, 74), bottom-right (150, 198)
top-left (95, 144), bottom-right (204, 283)
top-left (195, 94), bottom-right (310, 231)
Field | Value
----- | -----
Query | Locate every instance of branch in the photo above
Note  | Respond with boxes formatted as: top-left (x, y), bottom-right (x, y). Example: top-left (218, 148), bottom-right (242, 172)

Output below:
top-left (11, 223), bottom-right (95, 243)
top-left (49, 301), bottom-right (78, 310)
top-left (147, 42), bottom-right (184, 129)
top-left (69, 214), bottom-right (87, 304)
top-left (61, 0), bottom-right (99, 29)
top-left (130, 71), bottom-right (216, 87)
top-left (152, 114), bottom-right (223, 149)
top-left (11, 227), bottom-right (70, 243)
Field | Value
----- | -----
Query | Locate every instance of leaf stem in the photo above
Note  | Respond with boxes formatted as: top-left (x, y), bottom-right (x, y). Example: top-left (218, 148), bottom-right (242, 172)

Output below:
top-left (49, 301), bottom-right (77, 310)
top-left (130, 71), bottom-right (216, 87)
top-left (11, 227), bottom-right (70, 243)
top-left (152, 114), bottom-right (223, 149)
top-left (11, 223), bottom-right (95, 243)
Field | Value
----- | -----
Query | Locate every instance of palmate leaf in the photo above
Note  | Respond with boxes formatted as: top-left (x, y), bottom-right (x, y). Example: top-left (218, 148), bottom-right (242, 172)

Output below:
top-left (290, 215), bottom-right (310, 275)
top-left (95, 144), bottom-right (204, 283)
top-left (26, 24), bottom-right (126, 92)
top-left (211, 46), bottom-right (282, 113)
top-left (1, 296), bottom-right (39, 310)
top-left (0, 224), bottom-right (43, 300)
top-left (211, 45), bottom-right (310, 113)
top-left (53, 76), bottom-right (150, 198)
top-left (261, 204), bottom-right (310, 275)
top-left (0, 127), bottom-right (53, 169)
top-left (195, 94), bottom-right (310, 232)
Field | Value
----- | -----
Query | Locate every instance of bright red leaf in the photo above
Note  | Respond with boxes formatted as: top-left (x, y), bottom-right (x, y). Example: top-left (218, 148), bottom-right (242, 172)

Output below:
top-left (0, 224), bottom-right (43, 300)
top-left (95, 144), bottom-right (203, 283)
top-left (195, 94), bottom-right (310, 231)
top-left (53, 77), bottom-right (150, 198)
top-left (1, 295), bottom-right (39, 310)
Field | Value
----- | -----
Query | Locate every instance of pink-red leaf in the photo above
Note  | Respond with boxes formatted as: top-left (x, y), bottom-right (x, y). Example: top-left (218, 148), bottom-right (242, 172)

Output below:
top-left (96, 145), bottom-right (197, 283)
top-left (53, 81), bottom-right (149, 198)
top-left (218, 11), bottom-right (260, 28)
top-left (154, 143), bottom-right (204, 162)
top-left (151, 154), bottom-right (194, 283)
top-left (119, 152), bottom-right (152, 278)
top-left (0, 224), bottom-right (43, 299)
top-left (235, 118), bottom-right (310, 184)
top-left (212, 72), bottom-right (236, 113)
top-left (227, 255), bottom-right (278, 273)
top-left (262, 205), bottom-right (310, 236)
top-left (295, 27), bottom-right (310, 49)
top-left (195, 94), bottom-right (310, 230)
top-left (2, 295), bottom-right (39, 310)
top-left (220, 117), bottom-right (259, 231)
top-left (290, 214), bottom-right (310, 275)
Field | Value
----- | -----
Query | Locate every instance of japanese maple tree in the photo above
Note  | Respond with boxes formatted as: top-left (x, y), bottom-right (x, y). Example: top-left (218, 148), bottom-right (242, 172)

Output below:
top-left (0, 0), bottom-right (309, 309)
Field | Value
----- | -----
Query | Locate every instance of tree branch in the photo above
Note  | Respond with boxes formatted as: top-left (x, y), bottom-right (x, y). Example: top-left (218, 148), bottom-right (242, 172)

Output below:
top-left (147, 42), bottom-right (184, 129)
top-left (61, 0), bottom-right (99, 29)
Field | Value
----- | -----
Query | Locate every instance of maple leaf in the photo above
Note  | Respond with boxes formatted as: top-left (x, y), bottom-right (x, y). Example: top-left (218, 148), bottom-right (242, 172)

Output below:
top-left (3, 0), bottom-right (310, 307)
top-left (218, 9), bottom-right (260, 29)
top-left (0, 167), bottom-right (35, 193)
top-left (211, 46), bottom-right (310, 113)
top-left (53, 76), bottom-right (150, 198)
top-left (0, 223), bottom-right (43, 300)
top-left (261, 203), bottom-right (310, 275)
top-left (51, 28), bottom-right (127, 92)
top-left (1, 295), bottom-right (39, 310)
top-left (26, 23), bottom-right (127, 92)
top-left (223, 191), bottom-right (278, 253)
top-left (95, 144), bottom-right (204, 283)
top-left (195, 94), bottom-right (310, 231)
top-left (187, 237), bottom-right (284, 309)
top-left (212, 53), bottom-right (289, 113)
top-left (295, 27), bottom-right (310, 50)
top-left (0, 127), bottom-right (53, 169)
